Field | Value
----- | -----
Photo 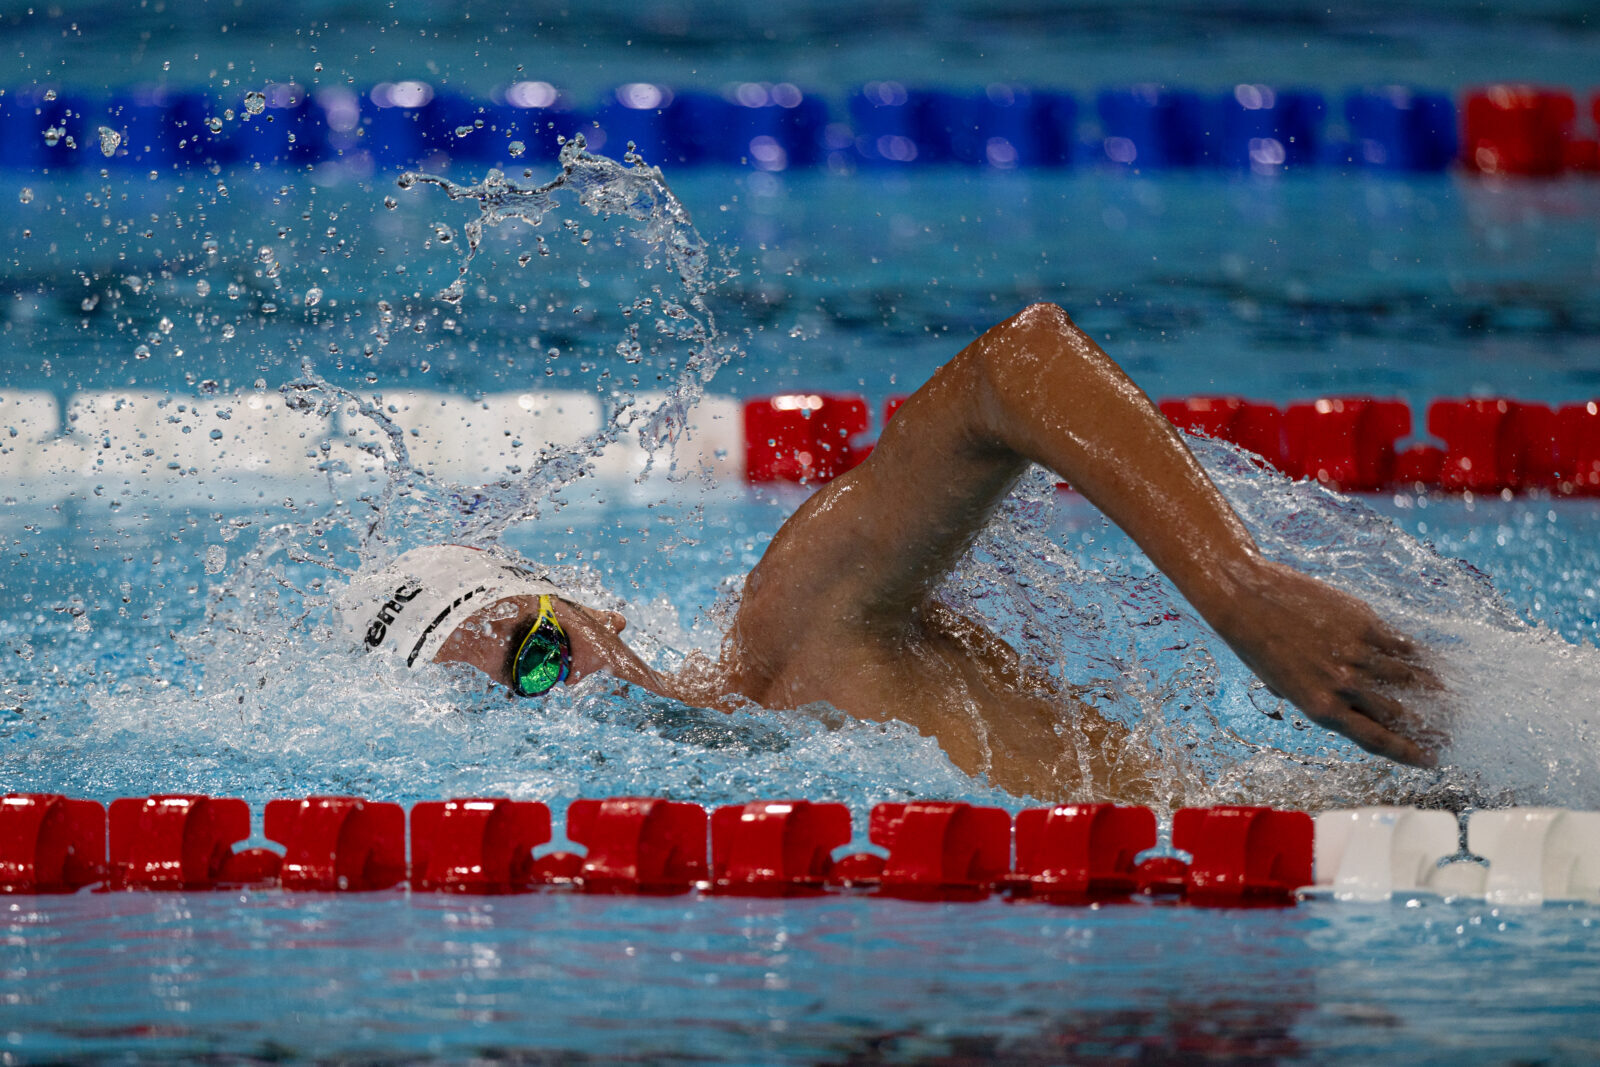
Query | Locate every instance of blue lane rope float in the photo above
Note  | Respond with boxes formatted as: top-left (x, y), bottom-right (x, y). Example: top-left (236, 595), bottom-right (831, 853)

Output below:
top-left (1, 82), bottom-right (1594, 176)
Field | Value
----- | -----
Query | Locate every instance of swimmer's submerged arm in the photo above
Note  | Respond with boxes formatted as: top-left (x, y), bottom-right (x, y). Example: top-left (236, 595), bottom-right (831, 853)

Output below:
top-left (752, 302), bottom-right (1440, 765)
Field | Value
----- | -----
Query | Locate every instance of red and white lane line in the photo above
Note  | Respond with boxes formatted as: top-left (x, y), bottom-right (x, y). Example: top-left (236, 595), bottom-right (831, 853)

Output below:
top-left (2, 388), bottom-right (1596, 499)
top-left (4, 793), bottom-right (1596, 906)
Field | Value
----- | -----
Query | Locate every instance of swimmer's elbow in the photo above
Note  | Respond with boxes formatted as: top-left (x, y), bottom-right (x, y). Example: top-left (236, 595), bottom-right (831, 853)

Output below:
top-left (965, 300), bottom-right (1134, 433)
top-left (1008, 301), bottom-right (1074, 332)
top-left (986, 303), bottom-right (1086, 366)
top-left (972, 302), bottom-right (1088, 387)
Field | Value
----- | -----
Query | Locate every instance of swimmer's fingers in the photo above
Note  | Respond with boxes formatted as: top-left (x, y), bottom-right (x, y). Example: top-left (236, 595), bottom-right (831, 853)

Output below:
top-left (1311, 697), bottom-right (1434, 768)
top-left (1354, 648), bottom-right (1443, 692)
top-left (1354, 624), bottom-right (1446, 693)
top-left (1337, 683), bottom-right (1444, 767)
top-left (1364, 625), bottom-right (1446, 687)
top-left (1366, 624), bottom-right (1421, 660)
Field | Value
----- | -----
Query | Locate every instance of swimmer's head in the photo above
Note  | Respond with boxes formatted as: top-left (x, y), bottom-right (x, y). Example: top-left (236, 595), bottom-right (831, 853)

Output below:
top-left (334, 544), bottom-right (654, 695)
top-left (334, 544), bottom-right (572, 669)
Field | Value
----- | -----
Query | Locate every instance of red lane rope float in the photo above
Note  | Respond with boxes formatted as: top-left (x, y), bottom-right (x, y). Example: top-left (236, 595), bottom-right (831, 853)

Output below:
top-left (1010, 803), bottom-right (1156, 903)
top-left (562, 796), bottom-right (709, 895)
top-left (1159, 397), bottom-right (1286, 471)
top-left (0, 793), bottom-right (1317, 908)
top-left (1284, 398), bottom-right (1412, 492)
top-left (0, 793), bottom-right (105, 893)
top-left (1462, 86), bottom-right (1597, 178)
top-left (743, 393), bottom-right (870, 484)
top-left (411, 797), bottom-right (553, 894)
top-left (836, 801), bottom-right (1013, 902)
top-left (266, 796), bottom-right (408, 891)
top-left (1175, 806), bottom-right (1314, 907)
top-left (709, 799), bottom-right (852, 897)
top-left (747, 392), bottom-right (1600, 497)
top-left (108, 794), bottom-right (260, 891)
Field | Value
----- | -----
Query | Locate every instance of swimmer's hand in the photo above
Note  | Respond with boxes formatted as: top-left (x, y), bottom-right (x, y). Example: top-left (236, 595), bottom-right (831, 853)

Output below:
top-left (1210, 558), bottom-right (1445, 767)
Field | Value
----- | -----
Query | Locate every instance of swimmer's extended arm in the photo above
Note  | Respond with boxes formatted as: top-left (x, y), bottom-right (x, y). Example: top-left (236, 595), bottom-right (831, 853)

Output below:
top-left (747, 302), bottom-right (1438, 765)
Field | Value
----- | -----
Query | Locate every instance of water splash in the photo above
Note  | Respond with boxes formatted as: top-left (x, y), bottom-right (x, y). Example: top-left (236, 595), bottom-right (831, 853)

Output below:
top-left (278, 136), bottom-right (736, 558)
top-left (0, 139), bottom-right (783, 815)
top-left (409, 136), bottom-right (727, 484)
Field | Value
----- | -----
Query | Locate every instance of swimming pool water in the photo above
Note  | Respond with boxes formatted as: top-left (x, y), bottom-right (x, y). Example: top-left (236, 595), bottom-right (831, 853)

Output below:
top-left (6, 169), bottom-right (1598, 405)
top-left (4, 172), bottom-right (1599, 1060)
top-left (5, 890), bottom-right (1598, 1064)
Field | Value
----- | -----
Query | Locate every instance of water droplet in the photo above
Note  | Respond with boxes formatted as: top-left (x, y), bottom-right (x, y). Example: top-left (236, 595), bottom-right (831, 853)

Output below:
top-left (224, 109), bottom-right (235, 121)
top-left (204, 544), bottom-right (227, 574)
top-left (42, 89), bottom-right (56, 101)
top-left (195, 279), bottom-right (211, 297)
top-left (221, 324), bottom-right (236, 340)
top-left (17, 188), bottom-right (33, 204)
top-left (208, 428), bottom-right (224, 441)
top-left (207, 116), bottom-right (223, 134)
top-left (162, 60), bottom-right (171, 71)
top-left (199, 379), bottom-right (219, 395)
top-left (133, 344), bottom-right (151, 360)
top-left (158, 316), bottom-right (174, 334)
top-left (508, 140), bottom-right (526, 158)
top-left (258, 246), bottom-right (275, 263)
top-left (243, 91), bottom-right (266, 115)
top-left (313, 62), bottom-right (323, 73)
top-left (43, 126), bottom-right (62, 146)
top-left (383, 196), bottom-right (397, 210)
top-left (454, 125), bottom-right (472, 138)
top-left (305, 286), bottom-right (323, 307)
top-left (97, 126), bottom-right (121, 157)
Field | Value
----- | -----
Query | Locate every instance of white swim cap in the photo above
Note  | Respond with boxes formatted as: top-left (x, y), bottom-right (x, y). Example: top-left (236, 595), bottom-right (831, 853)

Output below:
top-left (335, 544), bottom-right (569, 668)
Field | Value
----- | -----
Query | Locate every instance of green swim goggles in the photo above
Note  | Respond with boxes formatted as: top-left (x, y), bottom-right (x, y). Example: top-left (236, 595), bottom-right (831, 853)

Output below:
top-left (509, 595), bottom-right (572, 697)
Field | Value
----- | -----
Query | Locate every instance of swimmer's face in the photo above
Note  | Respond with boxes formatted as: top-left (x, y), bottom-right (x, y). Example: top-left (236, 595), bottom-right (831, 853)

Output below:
top-left (433, 594), bottom-right (657, 695)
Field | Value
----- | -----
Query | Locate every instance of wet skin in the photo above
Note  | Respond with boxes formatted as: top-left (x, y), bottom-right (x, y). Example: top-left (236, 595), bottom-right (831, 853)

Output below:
top-left (437, 304), bottom-right (1443, 802)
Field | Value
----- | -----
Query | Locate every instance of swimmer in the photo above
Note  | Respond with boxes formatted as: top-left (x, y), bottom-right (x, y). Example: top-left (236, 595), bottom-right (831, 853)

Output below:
top-left (337, 303), bottom-right (1441, 802)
